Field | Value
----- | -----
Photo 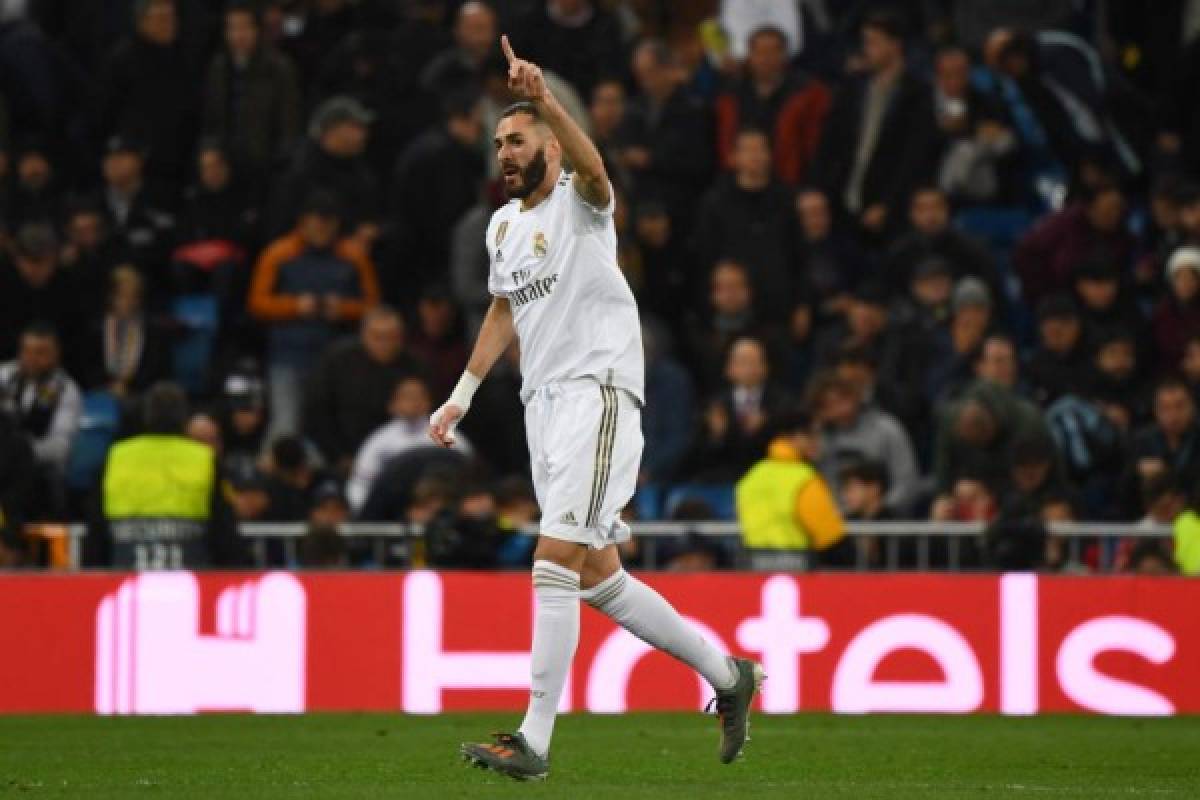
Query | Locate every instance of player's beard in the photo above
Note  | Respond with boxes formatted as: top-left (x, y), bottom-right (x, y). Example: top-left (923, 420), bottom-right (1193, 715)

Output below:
top-left (506, 147), bottom-right (548, 199)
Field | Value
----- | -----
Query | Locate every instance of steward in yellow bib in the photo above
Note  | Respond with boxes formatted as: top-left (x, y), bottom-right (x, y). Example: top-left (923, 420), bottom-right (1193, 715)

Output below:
top-left (90, 383), bottom-right (244, 569)
top-left (736, 409), bottom-right (849, 570)
top-left (1175, 508), bottom-right (1200, 576)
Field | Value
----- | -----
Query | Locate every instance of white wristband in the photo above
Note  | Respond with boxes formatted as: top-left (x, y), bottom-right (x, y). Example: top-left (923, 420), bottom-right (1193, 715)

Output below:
top-left (448, 371), bottom-right (482, 413)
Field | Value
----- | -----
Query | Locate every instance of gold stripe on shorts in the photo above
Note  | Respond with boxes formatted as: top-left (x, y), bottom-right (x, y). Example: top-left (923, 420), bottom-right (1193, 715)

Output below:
top-left (585, 385), bottom-right (618, 528)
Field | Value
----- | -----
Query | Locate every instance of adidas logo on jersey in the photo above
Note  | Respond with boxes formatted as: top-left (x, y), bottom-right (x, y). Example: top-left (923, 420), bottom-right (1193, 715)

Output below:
top-left (559, 511), bottom-right (578, 526)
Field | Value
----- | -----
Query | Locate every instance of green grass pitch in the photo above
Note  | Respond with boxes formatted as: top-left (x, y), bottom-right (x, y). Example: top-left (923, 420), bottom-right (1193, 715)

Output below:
top-left (2, 713), bottom-right (1198, 798)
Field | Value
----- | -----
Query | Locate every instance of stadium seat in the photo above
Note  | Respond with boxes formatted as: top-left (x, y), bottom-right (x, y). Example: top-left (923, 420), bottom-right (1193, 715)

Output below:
top-left (64, 391), bottom-right (121, 492)
top-left (172, 294), bottom-right (219, 395)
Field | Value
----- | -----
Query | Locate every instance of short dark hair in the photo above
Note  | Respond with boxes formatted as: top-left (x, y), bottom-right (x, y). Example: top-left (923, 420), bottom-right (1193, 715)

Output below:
top-left (143, 382), bottom-right (189, 434)
top-left (271, 434), bottom-right (308, 472)
top-left (862, 10), bottom-right (905, 41)
top-left (747, 25), bottom-right (788, 50)
top-left (839, 459), bottom-right (890, 491)
top-left (21, 321), bottom-right (59, 343)
top-left (1155, 374), bottom-right (1194, 400)
top-left (224, 0), bottom-right (258, 22)
top-left (500, 101), bottom-right (540, 122)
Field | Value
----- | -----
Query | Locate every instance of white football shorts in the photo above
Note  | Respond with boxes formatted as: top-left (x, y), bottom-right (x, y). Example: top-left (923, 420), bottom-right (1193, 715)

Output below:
top-left (525, 377), bottom-right (643, 548)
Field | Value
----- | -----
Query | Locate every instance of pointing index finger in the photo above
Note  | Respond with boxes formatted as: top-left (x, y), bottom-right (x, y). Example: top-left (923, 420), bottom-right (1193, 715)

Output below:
top-left (501, 34), bottom-right (516, 65)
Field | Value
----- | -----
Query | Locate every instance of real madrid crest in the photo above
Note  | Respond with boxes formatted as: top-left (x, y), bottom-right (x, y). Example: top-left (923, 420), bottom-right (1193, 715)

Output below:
top-left (533, 231), bottom-right (548, 258)
top-left (495, 220), bottom-right (509, 247)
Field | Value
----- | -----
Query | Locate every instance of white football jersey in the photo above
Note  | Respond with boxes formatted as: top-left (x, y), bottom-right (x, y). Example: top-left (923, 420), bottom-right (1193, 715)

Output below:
top-left (486, 171), bottom-right (644, 404)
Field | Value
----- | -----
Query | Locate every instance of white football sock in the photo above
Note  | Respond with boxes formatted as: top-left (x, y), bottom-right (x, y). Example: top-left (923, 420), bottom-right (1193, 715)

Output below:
top-left (518, 560), bottom-right (580, 758)
top-left (582, 569), bottom-right (738, 691)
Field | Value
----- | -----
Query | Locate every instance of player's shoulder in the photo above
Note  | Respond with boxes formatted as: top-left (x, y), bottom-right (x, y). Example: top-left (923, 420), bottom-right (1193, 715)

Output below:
top-left (488, 200), bottom-right (521, 226)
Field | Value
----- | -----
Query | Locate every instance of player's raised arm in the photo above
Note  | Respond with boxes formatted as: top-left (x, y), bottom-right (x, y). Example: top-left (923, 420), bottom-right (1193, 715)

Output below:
top-left (500, 34), bottom-right (610, 208)
top-left (429, 296), bottom-right (514, 447)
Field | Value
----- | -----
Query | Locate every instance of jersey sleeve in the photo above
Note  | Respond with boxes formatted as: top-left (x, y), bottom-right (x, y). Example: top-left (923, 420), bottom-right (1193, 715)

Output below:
top-left (485, 212), bottom-right (506, 298)
top-left (569, 175), bottom-right (615, 230)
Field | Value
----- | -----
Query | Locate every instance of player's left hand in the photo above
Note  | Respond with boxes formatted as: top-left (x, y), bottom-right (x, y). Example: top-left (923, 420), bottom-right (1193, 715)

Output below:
top-left (501, 34), bottom-right (546, 102)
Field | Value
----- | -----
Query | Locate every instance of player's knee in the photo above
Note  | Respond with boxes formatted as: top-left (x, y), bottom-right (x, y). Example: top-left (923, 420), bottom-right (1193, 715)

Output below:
top-left (532, 536), bottom-right (587, 573)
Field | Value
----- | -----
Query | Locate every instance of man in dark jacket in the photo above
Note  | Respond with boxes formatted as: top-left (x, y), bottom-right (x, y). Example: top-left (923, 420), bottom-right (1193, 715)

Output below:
top-left (100, 0), bottom-right (199, 183)
top-left (0, 224), bottom-right (83, 364)
top-left (932, 379), bottom-right (1051, 500)
top-left (202, 0), bottom-right (301, 178)
top-left (811, 11), bottom-right (938, 237)
top-left (99, 135), bottom-right (178, 289)
top-left (302, 306), bottom-right (424, 475)
top-left (692, 128), bottom-right (798, 322)
top-left (714, 26), bottom-right (830, 187)
top-left (508, 0), bottom-right (624, 101)
top-left (617, 38), bottom-right (713, 229)
top-left (883, 186), bottom-right (1001, 301)
top-left (390, 91), bottom-right (485, 291)
top-left (265, 96), bottom-right (380, 239)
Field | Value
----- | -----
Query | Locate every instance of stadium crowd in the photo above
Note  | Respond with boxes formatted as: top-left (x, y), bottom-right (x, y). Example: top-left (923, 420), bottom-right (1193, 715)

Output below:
top-left (0, 0), bottom-right (1199, 572)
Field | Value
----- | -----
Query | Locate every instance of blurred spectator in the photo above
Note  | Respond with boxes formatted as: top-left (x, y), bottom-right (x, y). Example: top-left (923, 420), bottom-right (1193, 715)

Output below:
top-left (509, 0), bottom-right (624, 102)
top-left (691, 336), bottom-right (791, 481)
top-left (812, 11), bottom-right (937, 237)
top-left (838, 459), bottom-right (891, 568)
top-left (1085, 329), bottom-right (1144, 427)
top-left (100, 0), bottom-right (199, 183)
top-left (406, 285), bottom-right (468, 402)
top-left (277, 0), bottom-right (355, 92)
top-left (779, 301), bottom-right (816, 394)
top-left (817, 281), bottom-right (890, 367)
top-left (91, 382), bottom-right (242, 568)
top-left (973, 334), bottom-right (1020, 393)
top-left (795, 187), bottom-right (869, 321)
top-left (0, 323), bottom-right (81, 478)
top-left (0, 223), bottom-right (82, 361)
top-left (1026, 294), bottom-right (1089, 407)
top-left (299, 521), bottom-right (349, 568)
top-left (202, 0), bottom-right (300, 178)
top-left (932, 379), bottom-right (1050, 503)
top-left (693, 127), bottom-right (798, 321)
top-left (390, 90), bottom-right (484, 291)
top-left (425, 481), bottom-right (511, 568)
top-left (347, 375), bottom-right (472, 512)
top-left (618, 38), bottom-right (713, 227)
top-left (265, 96), bottom-right (380, 239)
top-left (1173, 492), bottom-right (1200, 576)
top-left (419, 1), bottom-right (497, 97)
top-left (1153, 246), bottom-right (1200, 369)
top-left (0, 411), bottom-right (36, 565)
top-left (260, 434), bottom-right (324, 523)
top-left (449, 179), bottom-right (507, 331)
top-left (633, 201), bottom-right (689, 323)
top-left (1071, 257), bottom-right (1144, 354)
top-left (641, 320), bottom-right (694, 485)
top-left (185, 410), bottom-right (221, 452)
top-left (216, 359), bottom-right (268, 481)
top-left (684, 259), bottom-right (775, 392)
top-left (735, 408), bottom-right (848, 570)
top-left (931, 46), bottom-right (1017, 205)
top-left (589, 79), bottom-right (630, 189)
top-left (1001, 432), bottom-right (1073, 522)
top-left (1184, 334), bottom-right (1200, 400)
top-left (882, 185), bottom-right (1000, 301)
top-left (7, 141), bottom-right (60, 229)
top-left (714, 26), bottom-right (829, 186)
top-left (99, 135), bottom-right (177, 283)
top-left (1126, 377), bottom-right (1200, 512)
top-left (810, 372), bottom-right (920, 515)
top-left (249, 190), bottom-right (381, 442)
top-left (719, 0), bottom-right (802, 62)
top-left (59, 199), bottom-right (123, 313)
top-left (1127, 539), bottom-right (1177, 576)
top-left (1013, 180), bottom-right (1132, 305)
top-left (302, 306), bottom-right (420, 475)
top-left (308, 479), bottom-right (350, 528)
top-left (80, 266), bottom-right (170, 397)
top-left (925, 277), bottom-right (994, 402)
